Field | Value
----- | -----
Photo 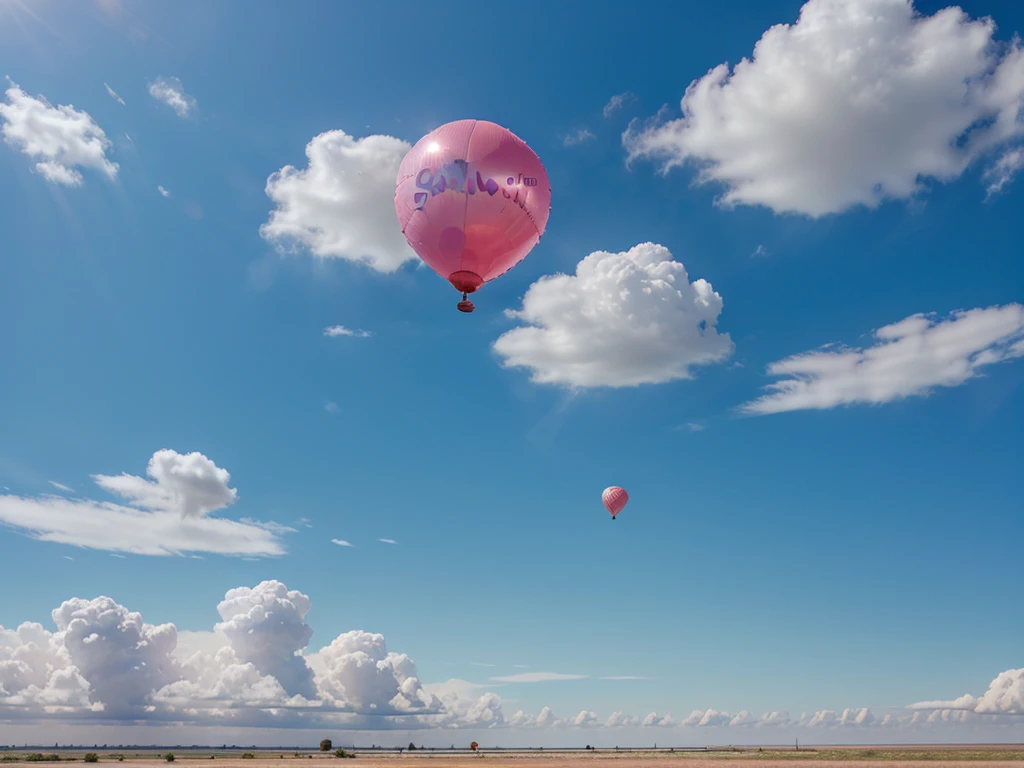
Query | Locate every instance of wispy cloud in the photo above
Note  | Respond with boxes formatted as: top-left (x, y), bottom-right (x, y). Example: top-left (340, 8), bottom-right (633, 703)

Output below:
top-left (513, 665), bottom-right (530, 669)
top-left (324, 401), bottom-right (340, 414)
top-left (490, 672), bottom-right (588, 683)
top-left (603, 91), bottom-right (636, 118)
top-left (678, 422), bottom-right (705, 432)
top-left (148, 76), bottom-right (197, 119)
top-left (297, 517), bottom-right (313, 529)
top-left (104, 82), bottom-right (125, 106)
top-left (324, 325), bottom-right (372, 338)
top-left (62, 556), bottom-right (74, 561)
top-left (600, 676), bottom-right (651, 680)
top-left (751, 244), bottom-right (770, 258)
top-left (330, 539), bottom-right (354, 547)
top-left (563, 128), bottom-right (596, 147)
top-left (379, 538), bottom-right (397, 545)
top-left (48, 481), bottom-right (74, 492)
top-left (739, 304), bottom-right (1024, 415)
top-left (158, 185), bottom-right (171, 198)
top-left (470, 662), bottom-right (496, 668)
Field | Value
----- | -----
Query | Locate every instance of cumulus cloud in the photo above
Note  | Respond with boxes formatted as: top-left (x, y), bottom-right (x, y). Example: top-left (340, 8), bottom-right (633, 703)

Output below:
top-left (643, 712), bottom-right (675, 727)
top-left (563, 128), bottom-right (596, 147)
top-left (214, 582), bottom-right (316, 700)
top-left (740, 304), bottom-right (1024, 415)
top-left (148, 77), bottom-right (197, 118)
top-left (0, 78), bottom-right (118, 186)
top-left (3, 582), bottom-right (1021, 733)
top-left (604, 91), bottom-right (637, 118)
top-left (0, 449), bottom-right (286, 557)
top-left (913, 668), bottom-right (1024, 715)
top-left (314, 630), bottom-right (439, 714)
top-left (103, 83), bottom-right (125, 106)
top-left (493, 243), bottom-right (734, 388)
top-left (94, 449), bottom-right (237, 519)
top-left (260, 130), bottom-right (415, 273)
top-left (624, 0), bottom-right (1024, 216)
top-left (324, 325), bottom-right (372, 338)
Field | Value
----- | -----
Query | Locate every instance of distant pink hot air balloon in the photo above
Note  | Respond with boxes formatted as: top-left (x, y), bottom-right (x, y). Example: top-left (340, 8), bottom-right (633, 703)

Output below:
top-left (602, 486), bottom-right (629, 520)
top-left (394, 120), bottom-right (551, 313)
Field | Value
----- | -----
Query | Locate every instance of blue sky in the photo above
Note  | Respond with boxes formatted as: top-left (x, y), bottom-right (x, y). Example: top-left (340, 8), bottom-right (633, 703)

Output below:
top-left (1, 0), bottom-right (1023, 746)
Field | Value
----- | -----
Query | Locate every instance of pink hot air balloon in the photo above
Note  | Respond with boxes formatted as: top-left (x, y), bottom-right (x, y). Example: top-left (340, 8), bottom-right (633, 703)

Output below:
top-left (602, 486), bottom-right (629, 520)
top-left (394, 120), bottom-right (551, 313)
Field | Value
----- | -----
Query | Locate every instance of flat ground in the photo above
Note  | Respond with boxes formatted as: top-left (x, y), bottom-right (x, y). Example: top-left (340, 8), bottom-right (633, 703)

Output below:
top-left (4, 747), bottom-right (1024, 768)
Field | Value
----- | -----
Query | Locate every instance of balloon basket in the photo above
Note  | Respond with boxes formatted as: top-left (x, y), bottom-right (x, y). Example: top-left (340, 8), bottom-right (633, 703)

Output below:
top-left (457, 299), bottom-right (475, 313)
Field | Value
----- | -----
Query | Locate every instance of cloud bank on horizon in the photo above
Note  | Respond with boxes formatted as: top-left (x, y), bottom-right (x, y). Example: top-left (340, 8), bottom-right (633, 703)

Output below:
top-left (0, 580), bottom-right (1020, 733)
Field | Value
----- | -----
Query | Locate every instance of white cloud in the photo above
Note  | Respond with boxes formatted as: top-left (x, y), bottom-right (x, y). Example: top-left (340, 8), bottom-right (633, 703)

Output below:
top-left (913, 668), bottom-right (1024, 715)
top-left (3, 582), bottom-right (1021, 734)
top-left (103, 83), bottom-right (125, 106)
top-left (324, 325), bottom-right (372, 338)
top-left (260, 130), bottom-right (415, 273)
top-left (643, 712), bottom-right (675, 727)
top-left (563, 128), bottom-right (596, 147)
top-left (214, 581), bottom-right (316, 699)
top-left (314, 630), bottom-right (440, 714)
top-left (489, 672), bottom-right (587, 683)
top-left (679, 422), bottom-right (705, 432)
top-left (331, 539), bottom-right (354, 547)
top-left (623, 0), bottom-right (1024, 216)
top-left (0, 449), bottom-right (286, 557)
top-left (493, 243), bottom-right (734, 388)
top-left (0, 78), bottom-right (118, 186)
top-left (379, 538), bottom-right (397, 545)
top-left (47, 481), bottom-right (73, 493)
top-left (324, 401), bottom-right (340, 414)
top-left (94, 449), bottom-right (237, 519)
top-left (469, 662), bottom-right (496, 668)
top-left (605, 710), bottom-right (640, 728)
top-left (984, 148), bottom-right (1024, 199)
top-left (604, 91), bottom-right (637, 118)
top-left (740, 304), bottom-right (1024, 415)
top-left (148, 77), bottom-right (197, 118)
top-left (158, 185), bottom-right (171, 197)
top-left (751, 244), bottom-right (769, 259)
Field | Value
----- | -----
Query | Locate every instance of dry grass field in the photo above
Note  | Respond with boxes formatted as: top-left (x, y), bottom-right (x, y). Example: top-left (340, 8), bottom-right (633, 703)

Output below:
top-left (3, 747), bottom-right (1024, 768)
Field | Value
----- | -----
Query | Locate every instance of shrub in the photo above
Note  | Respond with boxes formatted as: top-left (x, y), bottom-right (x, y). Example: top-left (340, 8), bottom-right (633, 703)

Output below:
top-left (408, 744), bottom-right (416, 752)
top-left (319, 741), bottom-right (332, 753)
top-left (242, 755), bottom-right (255, 760)
top-left (165, 755), bottom-right (175, 763)
top-left (84, 756), bottom-right (99, 764)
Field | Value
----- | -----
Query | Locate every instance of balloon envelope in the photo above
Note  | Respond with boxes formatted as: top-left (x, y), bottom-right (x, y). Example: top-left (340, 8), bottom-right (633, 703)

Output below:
top-left (394, 120), bottom-right (551, 306)
top-left (602, 486), bottom-right (629, 517)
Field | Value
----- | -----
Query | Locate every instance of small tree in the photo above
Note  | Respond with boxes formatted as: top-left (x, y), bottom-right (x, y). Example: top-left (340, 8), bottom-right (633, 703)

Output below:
top-left (165, 755), bottom-right (175, 763)
top-left (319, 741), bottom-right (332, 753)
top-left (84, 755), bottom-right (99, 763)
top-left (408, 743), bottom-right (416, 752)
